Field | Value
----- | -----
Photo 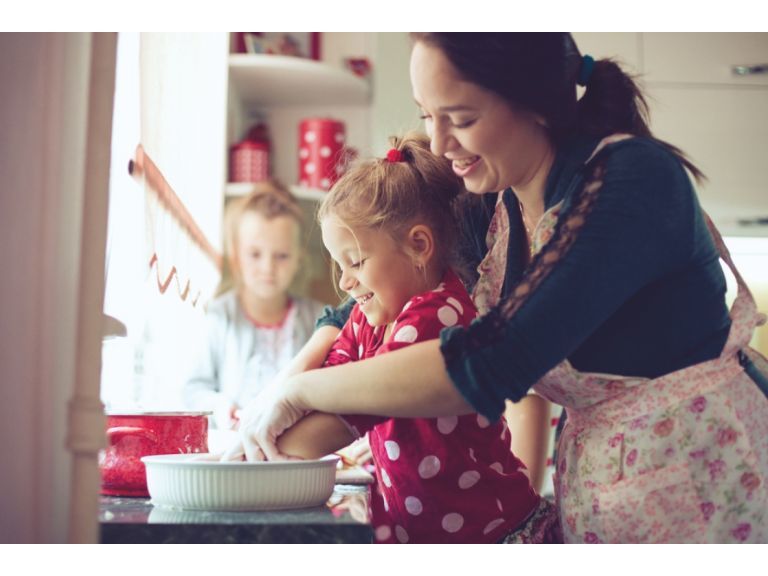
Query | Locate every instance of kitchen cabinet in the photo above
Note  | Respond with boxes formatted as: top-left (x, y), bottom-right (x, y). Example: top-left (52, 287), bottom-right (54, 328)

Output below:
top-left (223, 34), bottom-right (374, 304)
top-left (643, 33), bottom-right (768, 86)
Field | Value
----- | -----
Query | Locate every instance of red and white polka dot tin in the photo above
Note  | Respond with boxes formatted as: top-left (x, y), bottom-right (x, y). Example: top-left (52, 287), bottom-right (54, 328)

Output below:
top-left (230, 139), bottom-right (270, 183)
top-left (298, 118), bottom-right (346, 191)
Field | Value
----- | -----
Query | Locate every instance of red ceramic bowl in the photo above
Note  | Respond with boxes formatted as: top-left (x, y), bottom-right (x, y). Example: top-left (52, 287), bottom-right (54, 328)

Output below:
top-left (99, 412), bottom-right (210, 497)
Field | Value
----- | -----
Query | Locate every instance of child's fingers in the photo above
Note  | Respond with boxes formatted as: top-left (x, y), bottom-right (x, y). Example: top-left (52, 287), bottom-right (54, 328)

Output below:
top-left (257, 438), bottom-right (286, 462)
top-left (220, 441), bottom-right (246, 462)
top-left (189, 452), bottom-right (225, 462)
top-left (243, 438), bottom-right (268, 462)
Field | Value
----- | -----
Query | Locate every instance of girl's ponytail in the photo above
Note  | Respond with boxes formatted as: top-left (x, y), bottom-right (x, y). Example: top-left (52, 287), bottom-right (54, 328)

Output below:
top-left (319, 132), bottom-right (465, 273)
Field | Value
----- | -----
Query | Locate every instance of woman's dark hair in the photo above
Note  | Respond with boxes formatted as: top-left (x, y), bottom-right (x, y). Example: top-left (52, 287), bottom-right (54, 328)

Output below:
top-left (411, 32), bottom-right (704, 182)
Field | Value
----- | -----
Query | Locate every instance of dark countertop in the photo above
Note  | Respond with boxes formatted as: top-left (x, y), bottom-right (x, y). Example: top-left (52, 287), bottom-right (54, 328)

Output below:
top-left (99, 485), bottom-right (372, 544)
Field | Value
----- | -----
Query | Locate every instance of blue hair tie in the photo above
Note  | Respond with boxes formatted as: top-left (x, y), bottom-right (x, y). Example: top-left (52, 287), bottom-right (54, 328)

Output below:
top-left (577, 54), bottom-right (595, 87)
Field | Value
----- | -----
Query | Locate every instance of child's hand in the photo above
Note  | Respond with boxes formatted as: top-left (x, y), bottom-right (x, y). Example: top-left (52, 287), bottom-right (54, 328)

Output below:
top-left (191, 452), bottom-right (229, 462)
top-left (338, 436), bottom-right (373, 466)
top-left (214, 401), bottom-right (241, 431)
top-left (229, 404), bottom-right (241, 429)
top-left (230, 376), bottom-right (308, 462)
top-left (220, 440), bottom-right (246, 462)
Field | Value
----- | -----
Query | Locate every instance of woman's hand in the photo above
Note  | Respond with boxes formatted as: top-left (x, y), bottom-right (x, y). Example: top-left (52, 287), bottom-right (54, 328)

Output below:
top-left (222, 375), bottom-right (307, 462)
top-left (220, 327), bottom-right (342, 462)
top-left (212, 400), bottom-right (241, 431)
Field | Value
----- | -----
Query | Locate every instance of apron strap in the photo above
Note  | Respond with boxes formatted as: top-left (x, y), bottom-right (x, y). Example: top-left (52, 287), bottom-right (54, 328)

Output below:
top-left (702, 211), bottom-right (757, 307)
top-left (702, 210), bottom-right (767, 356)
top-left (583, 133), bottom-right (634, 165)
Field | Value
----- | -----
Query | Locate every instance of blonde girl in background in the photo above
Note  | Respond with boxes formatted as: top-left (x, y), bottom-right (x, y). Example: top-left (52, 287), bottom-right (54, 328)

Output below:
top-left (230, 134), bottom-right (560, 544)
top-left (184, 181), bottom-right (325, 429)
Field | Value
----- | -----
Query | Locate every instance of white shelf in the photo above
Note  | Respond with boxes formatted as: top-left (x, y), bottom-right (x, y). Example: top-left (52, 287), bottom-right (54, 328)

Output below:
top-left (228, 54), bottom-right (371, 108)
top-left (225, 182), bottom-right (327, 203)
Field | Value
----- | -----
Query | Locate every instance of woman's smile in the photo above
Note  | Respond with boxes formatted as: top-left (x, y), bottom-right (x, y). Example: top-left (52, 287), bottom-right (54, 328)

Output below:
top-left (411, 41), bottom-right (554, 195)
top-left (451, 155), bottom-right (481, 177)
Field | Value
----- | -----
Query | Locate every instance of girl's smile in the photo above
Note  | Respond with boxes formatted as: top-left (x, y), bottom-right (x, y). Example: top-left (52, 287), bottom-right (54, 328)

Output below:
top-left (320, 218), bottom-right (427, 328)
top-left (355, 292), bottom-right (374, 307)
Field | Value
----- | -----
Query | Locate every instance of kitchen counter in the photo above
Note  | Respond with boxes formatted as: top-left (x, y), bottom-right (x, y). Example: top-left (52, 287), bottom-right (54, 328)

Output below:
top-left (99, 485), bottom-right (372, 544)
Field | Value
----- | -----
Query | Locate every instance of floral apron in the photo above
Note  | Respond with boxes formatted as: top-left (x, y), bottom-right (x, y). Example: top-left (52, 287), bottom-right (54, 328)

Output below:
top-left (527, 138), bottom-right (768, 543)
top-left (474, 135), bottom-right (768, 543)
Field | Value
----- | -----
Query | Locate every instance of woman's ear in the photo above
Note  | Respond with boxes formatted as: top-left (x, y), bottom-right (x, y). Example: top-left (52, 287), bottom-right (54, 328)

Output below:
top-left (405, 224), bottom-right (435, 268)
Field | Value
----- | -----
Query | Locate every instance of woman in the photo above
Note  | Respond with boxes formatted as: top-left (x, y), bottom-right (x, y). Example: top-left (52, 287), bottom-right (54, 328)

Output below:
top-left (235, 33), bottom-right (768, 543)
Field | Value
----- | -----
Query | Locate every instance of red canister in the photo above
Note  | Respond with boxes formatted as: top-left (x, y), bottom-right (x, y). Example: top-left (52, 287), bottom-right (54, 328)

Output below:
top-left (230, 139), bottom-right (270, 183)
top-left (298, 118), bottom-right (346, 191)
top-left (99, 411), bottom-right (210, 497)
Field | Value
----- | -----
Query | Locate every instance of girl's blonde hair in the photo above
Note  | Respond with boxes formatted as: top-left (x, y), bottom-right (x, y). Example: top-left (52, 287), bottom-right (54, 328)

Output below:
top-left (222, 180), bottom-right (304, 289)
top-left (318, 132), bottom-right (465, 281)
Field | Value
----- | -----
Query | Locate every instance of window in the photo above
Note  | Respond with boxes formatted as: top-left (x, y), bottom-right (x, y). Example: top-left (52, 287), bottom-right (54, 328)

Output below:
top-left (101, 33), bottom-right (227, 411)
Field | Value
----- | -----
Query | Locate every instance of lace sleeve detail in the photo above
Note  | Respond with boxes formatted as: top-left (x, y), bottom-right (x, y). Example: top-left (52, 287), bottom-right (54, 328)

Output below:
top-left (442, 159), bottom-right (610, 366)
top-left (499, 162), bottom-right (607, 321)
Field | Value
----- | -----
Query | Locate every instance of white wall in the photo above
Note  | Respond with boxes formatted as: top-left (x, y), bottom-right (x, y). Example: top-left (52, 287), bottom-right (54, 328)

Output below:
top-left (371, 32), bottom-right (422, 156)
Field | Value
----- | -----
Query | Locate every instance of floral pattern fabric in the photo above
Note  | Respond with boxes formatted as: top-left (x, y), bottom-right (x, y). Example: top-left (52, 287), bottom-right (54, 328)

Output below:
top-left (529, 141), bottom-right (768, 543)
top-left (473, 191), bottom-right (511, 315)
top-left (501, 497), bottom-right (563, 544)
top-left (472, 134), bottom-right (768, 542)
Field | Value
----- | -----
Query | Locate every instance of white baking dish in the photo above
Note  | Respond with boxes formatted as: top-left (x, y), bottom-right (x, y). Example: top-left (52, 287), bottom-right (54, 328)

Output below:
top-left (141, 453), bottom-right (340, 511)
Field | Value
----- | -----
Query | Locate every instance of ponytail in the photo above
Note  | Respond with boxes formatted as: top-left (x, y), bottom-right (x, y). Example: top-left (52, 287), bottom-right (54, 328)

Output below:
top-left (577, 58), bottom-right (705, 183)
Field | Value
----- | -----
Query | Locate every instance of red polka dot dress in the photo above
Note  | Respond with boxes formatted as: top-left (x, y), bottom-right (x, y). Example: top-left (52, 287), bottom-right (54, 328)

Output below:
top-left (324, 269), bottom-right (540, 543)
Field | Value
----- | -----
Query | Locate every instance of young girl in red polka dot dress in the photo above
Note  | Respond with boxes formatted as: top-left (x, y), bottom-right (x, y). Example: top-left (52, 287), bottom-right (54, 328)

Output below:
top-left (276, 133), bottom-right (561, 543)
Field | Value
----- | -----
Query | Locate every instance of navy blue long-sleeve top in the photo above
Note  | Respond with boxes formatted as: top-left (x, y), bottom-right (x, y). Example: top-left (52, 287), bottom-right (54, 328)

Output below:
top-left (318, 136), bottom-right (734, 422)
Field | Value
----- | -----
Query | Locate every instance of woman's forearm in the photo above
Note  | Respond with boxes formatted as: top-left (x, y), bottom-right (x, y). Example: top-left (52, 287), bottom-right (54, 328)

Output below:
top-left (504, 396), bottom-right (552, 494)
top-left (292, 339), bottom-right (475, 418)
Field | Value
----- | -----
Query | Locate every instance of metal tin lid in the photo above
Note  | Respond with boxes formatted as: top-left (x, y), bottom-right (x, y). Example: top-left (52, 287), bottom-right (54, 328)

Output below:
top-left (231, 139), bottom-right (269, 150)
top-left (299, 117), bottom-right (345, 130)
